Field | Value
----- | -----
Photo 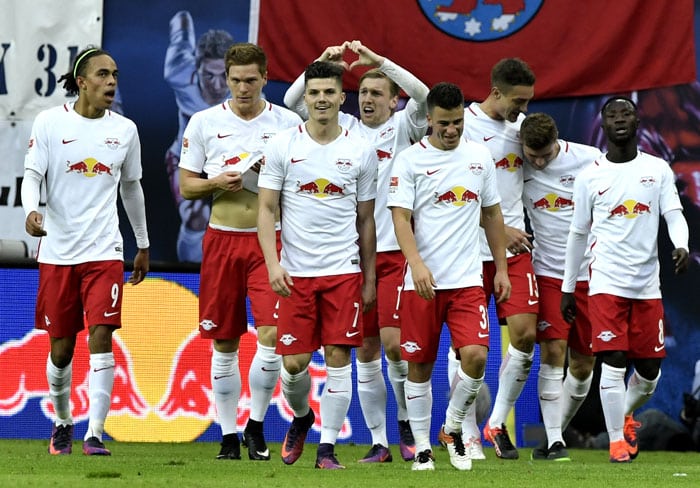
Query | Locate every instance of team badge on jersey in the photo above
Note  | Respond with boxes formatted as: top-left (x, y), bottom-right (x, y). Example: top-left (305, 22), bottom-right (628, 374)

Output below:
top-left (417, 0), bottom-right (543, 41)
top-left (560, 174), bottom-right (575, 186)
top-left (469, 162), bottom-right (484, 175)
top-left (104, 137), bottom-right (120, 149)
top-left (640, 176), bottom-right (656, 187)
top-left (336, 159), bottom-right (353, 173)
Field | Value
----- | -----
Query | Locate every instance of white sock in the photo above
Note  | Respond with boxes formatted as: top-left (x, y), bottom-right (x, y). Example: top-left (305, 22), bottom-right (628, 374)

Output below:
top-left (446, 368), bottom-right (482, 434)
top-left (211, 350), bottom-right (241, 436)
top-left (248, 343), bottom-right (281, 422)
top-left (624, 369), bottom-right (660, 414)
top-left (600, 363), bottom-right (627, 442)
top-left (489, 344), bottom-right (533, 427)
top-left (538, 364), bottom-right (564, 447)
top-left (461, 402), bottom-right (480, 439)
top-left (386, 356), bottom-right (408, 421)
top-left (405, 380), bottom-right (432, 453)
top-left (281, 366), bottom-right (310, 418)
top-left (356, 358), bottom-right (388, 447)
top-left (46, 354), bottom-right (72, 426)
top-left (85, 352), bottom-right (115, 441)
top-left (320, 364), bottom-right (352, 445)
top-left (447, 347), bottom-right (459, 389)
top-left (561, 370), bottom-right (592, 431)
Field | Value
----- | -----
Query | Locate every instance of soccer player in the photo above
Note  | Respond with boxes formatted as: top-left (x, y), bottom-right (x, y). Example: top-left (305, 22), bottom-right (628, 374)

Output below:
top-left (178, 43), bottom-right (302, 461)
top-left (258, 61), bottom-right (377, 470)
top-left (519, 113), bottom-right (601, 461)
top-left (458, 57), bottom-right (536, 460)
top-left (164, 10), bottom-right (234, 262)
top-left (388, 82), bottom-right (510, 471)
top-left (283, 39), bottom-right (428, 462)
top-left (21, 47), bottom-right (150, 456)
top-left (561, 97), bottom-right (689, 463)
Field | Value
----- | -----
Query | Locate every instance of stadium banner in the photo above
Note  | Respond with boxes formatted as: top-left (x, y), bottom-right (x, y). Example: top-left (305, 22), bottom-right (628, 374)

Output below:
top-left (0, 0), bottom-right (103, 258)
top-left (256, 0), bottom-right (696, 100)
top-left (0, 265), bottom-right (541, 446)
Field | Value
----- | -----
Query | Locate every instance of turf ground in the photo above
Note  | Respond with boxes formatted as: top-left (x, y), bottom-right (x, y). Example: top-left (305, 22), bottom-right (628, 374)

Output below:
top-left (1, 440), bottom-right (698, 487)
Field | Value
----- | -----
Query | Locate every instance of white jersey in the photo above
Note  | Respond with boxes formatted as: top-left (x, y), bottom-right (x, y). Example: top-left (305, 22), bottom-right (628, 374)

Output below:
top-left (570, 152), bottom-right (683, 299)
top-left (24, 103), bottom-right (142, 264)
top-left (179, 100), bottom-right (302, 197)
top-left (463, 102), bottom-right (525, 261)
top-left (387, 137), bottom-right (500, 290)
top-left (339, 109), bottom-right (426, 252)
top-left (259, 124), bottom-right (378, 276)
top-left (523, 140), bottom-right (601, 280)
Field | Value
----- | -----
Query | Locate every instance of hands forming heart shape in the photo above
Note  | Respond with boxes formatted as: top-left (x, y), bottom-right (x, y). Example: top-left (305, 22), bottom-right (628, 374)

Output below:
top-left (315, 40), bottom-right (385, 72)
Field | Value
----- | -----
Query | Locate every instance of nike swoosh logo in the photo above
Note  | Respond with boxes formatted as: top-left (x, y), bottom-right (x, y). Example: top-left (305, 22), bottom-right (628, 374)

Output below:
top-left (93, 366), bottom-right (114, 372)
top-left (483, 136), bottom-right (496, 142)
top-left (103, 311), bottom-right (119, 317)
top-left (273, 312), bottom-right (279, 319)
top-left (291, 158), bottom-right (306, 164)
top-left (528, 299), bottom-right (539, 305)
top-left (217, 133), bottom-right (233, 139)
top-left (524, 178), bottom-right (533, 183)
top-left (255, 448), bottom-right (270, 457)
top-left (407, 395), bottom-right (425, 400)
top-left (358, 379), bottom-right (372, 384)
top-left (426, 169), bottom-right (440, 176)
top-left (261, 367), bottom-right (280, 372)
top-left (515, 378), bottom-right (526, 382)
top-left (62, 139), bottom-right (76, 144)
top-left (346, 331), bottom-right (361, 338)
top-left (477, 332), bottom-right (489, 338)
top-left (600, 385), bottom-right (615, 390)
top-left (213, 374), bottom-right (234, 380)
top-left (598, 188), bottom-right (610, 195)
top-left (654, 345), bottom-right (665, 352)
top-left (392, 313), bottom-right (400, 320)
top-left (327, 388), bottom-right (348, 393)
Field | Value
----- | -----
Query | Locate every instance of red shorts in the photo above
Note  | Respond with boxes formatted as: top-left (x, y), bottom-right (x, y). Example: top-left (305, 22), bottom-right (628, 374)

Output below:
top-left (536, 276), bottom-right (592, 356)
top-left (276, 273), bottom-right (364, 355)
top-left (199, 228), bottom-right (280, 340)
top-left (36, 261), bottom-right (124, 337)
top-left (483, 252), bottom-right (539, 322)
top-left (588, 294), bottom-right (666, 359)
top-left (362, 250), bottom-right (405, 337)
top-left (399, 287), bottom-right (489, 363)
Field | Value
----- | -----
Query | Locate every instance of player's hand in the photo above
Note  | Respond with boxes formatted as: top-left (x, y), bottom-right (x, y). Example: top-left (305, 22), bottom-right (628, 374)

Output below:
top-left (316, 43), bottom-right (350, 70)
top-left (361, 280), bottom-right (377, 313)
top-left (411, 261), bottom-right (436, 300)
top-left (347, 40), bottom-right (384, 70)
top-left (128, 248), bottom-right (149, 285)
top-left (215, 171), bottom-right (243, 193)
top-left (493, 270), bottom-right (511, 303)
top-left (25, 211), bottom-right (47, 237)
top-left (269, 264), bottom-right (293, 297)
top-left (505, 226), bottom-right (533, 254)
top-left (560, 292), bottom-right (576, 324)
top-left (672, 247), bottom-right (689, 274)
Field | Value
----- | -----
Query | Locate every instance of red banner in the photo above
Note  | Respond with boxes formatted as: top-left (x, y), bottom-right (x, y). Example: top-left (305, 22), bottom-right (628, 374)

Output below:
top-left (257, 0), bottom-right (696, 100)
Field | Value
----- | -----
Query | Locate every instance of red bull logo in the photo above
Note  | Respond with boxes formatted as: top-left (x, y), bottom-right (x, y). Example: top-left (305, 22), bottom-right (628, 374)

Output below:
top-left (65, 158), bottom-right (113, 178)
top-left (531, 193), bottom-right (572, 212)
top-left (296, 179), bottom-right (345, 198)
top-left (609, 200), bottom-right (652, 219)
top-left (494, 153), bottom-right (523, 172)
top-left (376, 149), bottom-right (392, 161)
top-left (223, 152), bottom-right (251, 167)
top-left (434, 186), bottom-right (478, 206)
